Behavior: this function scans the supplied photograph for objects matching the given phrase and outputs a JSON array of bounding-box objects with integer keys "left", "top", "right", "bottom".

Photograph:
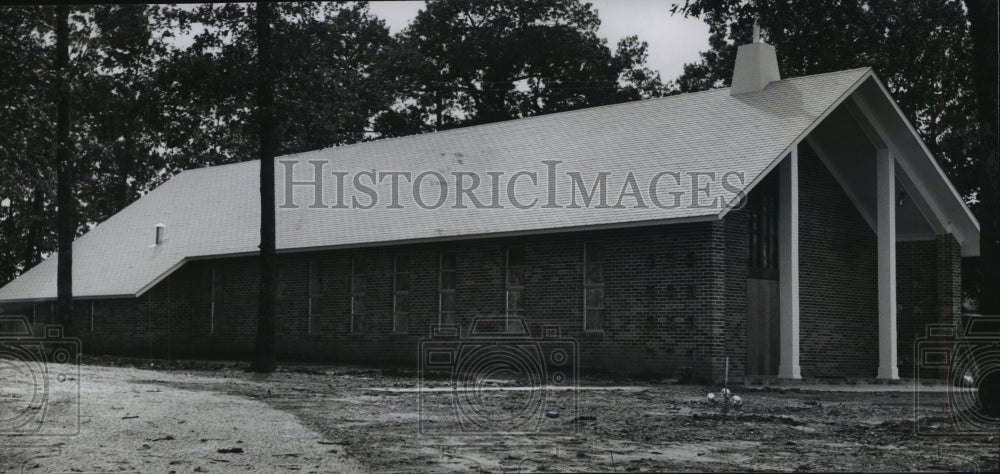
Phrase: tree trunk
[
  {"left": 118, "top": 133, "right": 135, "bottom": 213},
  {"left": 964, "top": 0, "right": 999, "bottom": 313},
  {"left": 252, "top": 1, "right": 278, "bottom": 372},
  {"left": 22, "top": 186, "right": 45, "bottom": 269},
  {"left": 55, "top": 5, "right": 74, "bottom": 333}
]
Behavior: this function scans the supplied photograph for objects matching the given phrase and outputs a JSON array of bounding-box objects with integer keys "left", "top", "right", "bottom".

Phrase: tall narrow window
[
  {"left": 89, "top": 301, "right": 96, "bottom": 332},
  {"left": 747, "top": 172, "right": 779, "bottom": 280},
  {"left": 584, "top": 242, "right": 605, "bottom": 330},
  {"left": 351, "top": 256, "right": 367, "bottom": 333},
  {"left": 210, "top": 267, "right": 222, "bottom": 334},
  {"left": 308, "top": 260, "right": 323, "bottom": 333},
  {"left": 506, "top": 246, "right": 526, "bottom": 317},
  {"left": 439, "top": 251, "right": 457, "bottom": 325},
  {"left": 393, "top": 255, "right": 410, "bottom": 333}
]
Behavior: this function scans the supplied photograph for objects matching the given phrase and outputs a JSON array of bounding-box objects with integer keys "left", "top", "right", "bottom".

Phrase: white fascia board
[
  {"left": 852, "top": 75, "right": 980, "bottom": 255},
  {"left": 843, "top": 99, "right": 943, "bottom": 234},
  {"left": 865, "top": 74, "right": 979, "bottom": 231}
]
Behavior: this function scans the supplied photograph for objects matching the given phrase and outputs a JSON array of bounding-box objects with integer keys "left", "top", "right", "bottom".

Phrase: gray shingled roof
[{"left": 0, "top": 68, "right": 875, "bottom": 302}]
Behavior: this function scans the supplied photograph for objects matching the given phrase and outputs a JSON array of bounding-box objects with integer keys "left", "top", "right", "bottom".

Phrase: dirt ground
[{"left": 2, "top": 357, "right": 998, "bottom": 473}]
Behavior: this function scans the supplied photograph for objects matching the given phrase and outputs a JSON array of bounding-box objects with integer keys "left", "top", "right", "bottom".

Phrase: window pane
[
  {"left": 310, "top": 296, "right": 322, "bottom": 316},
  {"left": 585, "top": 264, "right": 604, "bottom": 285},
  {"left": 508, "top": 267, "right": 525, "bottom": 287},
  {"left": 395, "top": 255, "right": 410, "bottom": 273},
  {"left": 352, "top": 276, "right": 366, "bottom": 293},
  {"left": 352, "top": 295, "right": 365, "bottom": 315},
  {"left": 310, "top": 275, "right": 323, "bottom": 295},
  {"left": 585, "top": 243, "right": 603, "bottom": 262},
  {"left": 508, "top": 247, "right": 525, "bottom": 267},
  {"left": 395, "top": 293, "right": 409, "bottom": 314},
  {"left": 352, "top": 313, "right": 365, "bottom": 333},
  {"left": 352, "top": 257, "right": 366, "bottom": 275},
  {"left": 586, "top": 288, "right": 605, "bottom": 309},
  {"left": 212, "top": 268, "right": 223, "bottom": 297},
  {"left": 440, "top": 292, "right": 455, "bottom": 312},
  {"left": 394, "top": 313, "right": 408, "bottom": 333},
  {"left": 586, "top": 309, "right": 604, "bottom": 330},
  {"left": 441, "top": 271, "right": 456, "bottom": 291},
  {"left": 507, "top": 290, "right": 524, "bottom": 312},
  {"left": 440, "top": 312, "right": 456, "bottom": 325},
  {"left": 395, "top": 272, "right": 410, "bottom": 291},
  {"left": 441, "top": 252, "right": 456, "bottom": 271}
]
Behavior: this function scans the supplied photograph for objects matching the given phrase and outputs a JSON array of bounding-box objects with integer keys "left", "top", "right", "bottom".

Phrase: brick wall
[
  {"left": 896, "top": 239, "right": 937, "bottom": 376},
  {"left": 11, "top": 223, "right": 731, "bottom": 379},
  {"left": 895, "top": 234, "right": 961, "bottom": 378},
  {"left": 797, "top": 145, "right": 879, "bottom": 378},
  {"left": 723, "top": 208, "right": 749, "bottom": 378},
  {"left": 935, "top": 233, "right": 962, "bottom": 326}
]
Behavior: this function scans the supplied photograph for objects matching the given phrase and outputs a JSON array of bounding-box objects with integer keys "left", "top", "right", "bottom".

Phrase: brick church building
[{"left": 0, "top": 35, "right": 979, "bottom": 381}]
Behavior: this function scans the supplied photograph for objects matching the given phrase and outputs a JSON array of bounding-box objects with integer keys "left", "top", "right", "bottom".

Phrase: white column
[
  {"left": 877, "top": 148, "right": 899, "bottom": 380},
  {"left": 778, "top": 145, "right": 802, "bottom": 379}
]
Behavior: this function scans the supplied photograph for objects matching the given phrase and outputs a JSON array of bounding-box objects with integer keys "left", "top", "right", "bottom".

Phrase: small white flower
[
  {"left": 732, "top": 395, "right": 743, "bottom": 406},
  {"left": 707, "top": 392, "right": 716, "bottom": 401},
  {"left": 721, "top": 388, "right": 731, "bottom": 396}
]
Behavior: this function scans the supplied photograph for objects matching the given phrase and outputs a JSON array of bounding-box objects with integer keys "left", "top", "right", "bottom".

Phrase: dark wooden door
[{"left": 747, "top": 278, "right": 780, "bottom": 376}]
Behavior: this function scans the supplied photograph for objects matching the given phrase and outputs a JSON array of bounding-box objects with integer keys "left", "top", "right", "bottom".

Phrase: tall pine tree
[
  {"left": 253, "top": 1, "right": 278, "bottom": 373},
  {"left": 54, "top": 5, "right": 74, "bottom": 333}
]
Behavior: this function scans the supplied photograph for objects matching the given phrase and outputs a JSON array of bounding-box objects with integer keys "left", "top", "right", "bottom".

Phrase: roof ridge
[
  {"left": 283, "top": 67, "right": 873, "bottom": 153},
  {"left": 275, "top": 90, "right": 726, "bottom": 161},
  {"left": 183, "top": 67, "right": 875, "bottom": 172},
  {"left": 179, "top": 158, "right": 259, "bottom": 175}
]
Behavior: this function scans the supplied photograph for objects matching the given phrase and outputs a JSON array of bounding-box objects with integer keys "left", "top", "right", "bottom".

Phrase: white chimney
[
  {"left": 155, "top": 223, "right": 166, "bottom": 245},
  {"left": 730, "top": 20, "right": 781, "bottom": 95}
]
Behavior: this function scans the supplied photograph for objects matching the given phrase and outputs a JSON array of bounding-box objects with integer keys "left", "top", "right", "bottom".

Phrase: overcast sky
[
  {"left": 366, "top": 0, "right": 710, "bottom": 82},
  {"left": 174, "top": 2, "right": 711, "bottom": 83}
]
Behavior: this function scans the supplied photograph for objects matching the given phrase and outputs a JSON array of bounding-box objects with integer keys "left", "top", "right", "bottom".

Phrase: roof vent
[
  {"left": 730, "top": 20, "right": 780, "bottom": 95},
  {"left": 155, "top": 223, "right": 166, "bottom": 246}
]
